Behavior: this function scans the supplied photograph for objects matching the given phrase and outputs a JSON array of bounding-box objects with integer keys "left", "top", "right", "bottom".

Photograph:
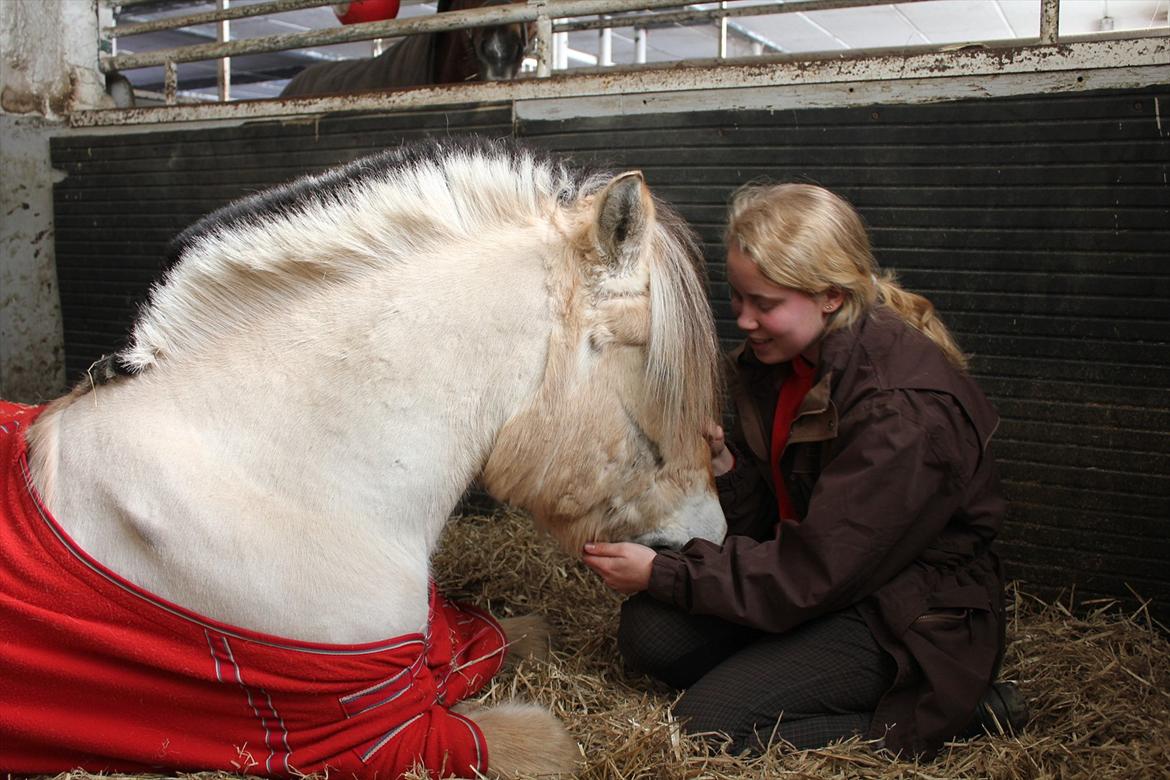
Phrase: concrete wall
[{"left": 1, "top": 0, "right": 109, "bottom": 402}]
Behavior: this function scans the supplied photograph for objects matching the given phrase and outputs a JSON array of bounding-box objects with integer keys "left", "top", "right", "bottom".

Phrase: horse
[
  {"left": 0, "top": 137, "right": 725, "bottom": 779},
  {"left": 279, "top": 0, "right": 532, "bottom": 98}
]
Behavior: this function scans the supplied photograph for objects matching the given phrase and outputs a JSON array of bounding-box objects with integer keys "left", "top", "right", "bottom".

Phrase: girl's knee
[{"left": 616, "top": 594, "right": 680, "bottom": 677}]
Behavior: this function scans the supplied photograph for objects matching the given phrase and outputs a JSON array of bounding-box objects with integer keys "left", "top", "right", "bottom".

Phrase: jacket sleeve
[
  {"left": 714, "top": 441, "right": 779, "bottom": 539},
  {"left": 647, "top": 389, "right": 981, "bottom": 633}
]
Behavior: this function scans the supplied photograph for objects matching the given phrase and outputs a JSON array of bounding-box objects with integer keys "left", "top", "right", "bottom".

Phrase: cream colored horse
[{"left": 19, "top": 139, "right": 724, "bottom": 778}]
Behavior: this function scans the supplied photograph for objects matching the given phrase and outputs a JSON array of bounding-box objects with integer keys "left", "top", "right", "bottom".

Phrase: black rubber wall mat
[{"left": 51, "top": 87, "right": 1170, "bottom": 624}]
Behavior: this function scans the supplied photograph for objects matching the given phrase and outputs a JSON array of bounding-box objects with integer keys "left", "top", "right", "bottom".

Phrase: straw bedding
[{"left": 49, "top": 509, "right": 1170, "bottom": 780}]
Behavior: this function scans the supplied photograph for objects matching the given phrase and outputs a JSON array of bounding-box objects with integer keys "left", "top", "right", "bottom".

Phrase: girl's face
[{"left": 727, "top": 244, "right": 842, "bottom": 365}]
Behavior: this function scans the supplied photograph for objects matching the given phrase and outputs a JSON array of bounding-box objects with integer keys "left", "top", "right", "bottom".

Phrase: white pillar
[
  {"left": 1, "top": 0, "right": 107, "bottom": 400},
  {"left": 1, "top": 0, "right": 108, "bottom": 116},
  {"left": 598, "top": 19, "right": 612, "bottom": 66},
  {"left": 554, "top": 31, "right": 569, "bottom": 70},
  {"left": 635, "top": 27, "right": 647, "bottom": 63}
]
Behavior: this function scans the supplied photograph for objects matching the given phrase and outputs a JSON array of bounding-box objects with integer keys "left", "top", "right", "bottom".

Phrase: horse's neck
[
  {"left": 377, "top": 32, "right": 441, "bottom": 87},
  {"left": 432, "top": 29, "right": 474, "bottom": 83},
  {"left": 34, "top": 239, "right": 553, "bottom": 642}
]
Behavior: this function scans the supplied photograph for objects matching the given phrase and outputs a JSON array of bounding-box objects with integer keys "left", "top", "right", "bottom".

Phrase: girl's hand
[
  {"left": 582, "top": 542, "right": 656, "bottom": 594},
  {"left": 705, "top": 422, "right": 734, "bottom": 477}
]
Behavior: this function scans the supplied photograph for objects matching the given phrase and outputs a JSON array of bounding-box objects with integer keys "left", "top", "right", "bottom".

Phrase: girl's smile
[{"left": 726, "top": 244, "right": 842, "bottom": 365}]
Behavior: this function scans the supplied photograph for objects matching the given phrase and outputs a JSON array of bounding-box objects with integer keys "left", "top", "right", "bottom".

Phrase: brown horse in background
[{"left": 280, "top": 0, "right": 531, "bottom": 97}]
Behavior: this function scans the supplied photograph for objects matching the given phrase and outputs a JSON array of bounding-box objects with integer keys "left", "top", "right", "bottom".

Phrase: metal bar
[
  {"left": 108, "top": 0, "right": 934, "bottom": 39},
  {"left": 217, "top": 0, "right": 230, "bottom": 102},
  {"left": 102, "top": 0, "right": 692, "bottom": 71},
  {"left": 718, "top": 2, "right": 727, "bottom": 59},
  {"left": 1040, "top": 0, "right": 1060, "bottom": 44},
  {"left": 108, "top": 0, "right": 339, "bottom": 38},
  {"left": 552, "top": 0, "right": 937, "bottom": 34},
  {"left": 163, "top": 60, "right": 178, "bottom": 104},
  {"left": 725, "top": 19, "right": 784, "bottom": 54},
  {"left": 1054, "top": 26, "right": 1169, "bottom": 44},
  {"left": 534, "top": 0, "right": 553, "bottom": 77},
  {"left": 105, "top": 0, "right": 182, "bottom": 7},
  {"left": 71, "top": 38, "right": 1170, "bottom": 127},
  {"left": 131, "top": 87, "right": 219, "bottom": 104}
]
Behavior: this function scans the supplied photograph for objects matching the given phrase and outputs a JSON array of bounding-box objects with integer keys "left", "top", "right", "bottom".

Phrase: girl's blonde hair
[{"left": 725, "top": 182, "right": 968, "bottom": 370}]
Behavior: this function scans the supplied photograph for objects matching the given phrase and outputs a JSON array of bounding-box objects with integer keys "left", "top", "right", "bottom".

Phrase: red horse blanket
[{"left": 0, "top": 400, "right": 506, "bottom": 778}]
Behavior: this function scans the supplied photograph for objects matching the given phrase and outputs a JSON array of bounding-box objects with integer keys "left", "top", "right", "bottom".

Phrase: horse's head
[
  {"left": 443, "top": 0, "right": 533, "bottom": 81},
  {"left": 481, "top": 169, "right": 727, "bottom": 553}
]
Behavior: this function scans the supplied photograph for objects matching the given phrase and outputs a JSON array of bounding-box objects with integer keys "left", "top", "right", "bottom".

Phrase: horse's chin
[
  {"left": 631, "top": 494, "right": 727, "bottom": 551},
  {"left": 479, "top": 67, "right": 520, "bottom": 82}
]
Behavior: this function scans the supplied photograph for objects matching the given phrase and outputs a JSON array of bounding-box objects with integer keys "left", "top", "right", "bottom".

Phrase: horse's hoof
[
  {"left": 467, "top": 701, "right": 578, "bottom": 778},
  {"left": 498, "top": 614, "right": 554, "bottom": 666}
]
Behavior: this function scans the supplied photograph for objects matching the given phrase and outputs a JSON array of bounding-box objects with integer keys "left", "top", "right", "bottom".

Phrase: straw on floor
[{"left": 52, "top": 508, "right": 1170, "bottom": 780}]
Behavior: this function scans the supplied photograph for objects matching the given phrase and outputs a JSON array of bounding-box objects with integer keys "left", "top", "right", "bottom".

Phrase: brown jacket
[{"left": 648, "top": 305, "right": 1006, "bottom": 757}]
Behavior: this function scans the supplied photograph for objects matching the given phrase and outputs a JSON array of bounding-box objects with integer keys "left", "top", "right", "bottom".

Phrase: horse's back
[{"left": 280, "top": 34, "right": 437, "bottom": 97}]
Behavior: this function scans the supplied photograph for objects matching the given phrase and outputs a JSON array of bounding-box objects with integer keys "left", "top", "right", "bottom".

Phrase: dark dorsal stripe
[
  {"left": 95, "top": 137, "right": 592, "bottom": 384},
  {"left": 166, "top": 137, "right": 595, "bottom": 263}
]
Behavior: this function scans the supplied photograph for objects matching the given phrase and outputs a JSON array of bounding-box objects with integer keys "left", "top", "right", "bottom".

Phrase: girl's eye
[{"left": 757, "top": 299, "right": 777, "bottom": 312}]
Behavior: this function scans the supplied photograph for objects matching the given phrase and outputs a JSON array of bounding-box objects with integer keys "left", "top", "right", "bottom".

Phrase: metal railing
[{"left": 94, "top": 0, "right": 1169, "bottom": 118}]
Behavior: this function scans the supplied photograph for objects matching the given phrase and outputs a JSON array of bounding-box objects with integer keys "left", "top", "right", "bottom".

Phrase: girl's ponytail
[{"left": 874, "top": 270, "right": 968, "bottom": 370}]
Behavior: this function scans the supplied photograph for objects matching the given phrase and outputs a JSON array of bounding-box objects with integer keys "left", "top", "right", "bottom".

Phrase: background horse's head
[
  {"left": 479, "top": 163, "right": 726, "bottom": 552},
  {"left": 438, "top": 0, "right": 533, "bottom": 82}
]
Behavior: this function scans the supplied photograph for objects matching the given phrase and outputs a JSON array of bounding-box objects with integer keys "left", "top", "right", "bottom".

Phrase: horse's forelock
[{"left": 645, "top": 203, "right": 722, "bottom": 445}]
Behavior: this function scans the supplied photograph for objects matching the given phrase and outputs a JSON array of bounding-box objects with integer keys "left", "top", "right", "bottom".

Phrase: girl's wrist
[{"left": 712, "top": 448, "right": 735, "bottom": 476}]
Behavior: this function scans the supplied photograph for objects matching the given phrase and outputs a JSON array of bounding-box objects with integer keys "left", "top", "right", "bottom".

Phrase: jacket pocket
[
  {"left": 913, "top": 607, "right": 970, "bottom": 626},
  {"left": 926, "top": 584, "right": 992, "bottom": 613},
  {"left": 908, "top": 586, "right": 994, "bottom": 653}
]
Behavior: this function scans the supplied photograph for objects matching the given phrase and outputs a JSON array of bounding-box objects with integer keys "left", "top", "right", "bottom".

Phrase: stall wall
[{"left": 51, "top": 87, "right": 1170, "bottom": 621}]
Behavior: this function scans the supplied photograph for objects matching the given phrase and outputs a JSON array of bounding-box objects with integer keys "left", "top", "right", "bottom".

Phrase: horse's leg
[
  {"left": 498, "top": 614, "right": 554, "bottom": 667},
  {"left": 457, "top": 702, "right": 579, "bottom": 777},
  {"left": 456, "top": 618, "right": 574, "bottom": 776},
  {"left": 445, "top": 615, "right": 575, "bottom": 776}
]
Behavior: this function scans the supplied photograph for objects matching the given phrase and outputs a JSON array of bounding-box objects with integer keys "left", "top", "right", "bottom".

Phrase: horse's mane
[
  {"left": 114, "top": 137, "right": 574, "bottom": 374},
  {"left": 164, "top": 136, "right": 566, "bottom": 268},
  {"left": 104, "top": 136, "right": 720, "bottom": 443}
]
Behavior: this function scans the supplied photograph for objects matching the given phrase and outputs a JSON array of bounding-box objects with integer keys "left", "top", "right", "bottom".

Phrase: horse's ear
[{"left": 593, "top": 171, "right": 655, "bottom": 274}]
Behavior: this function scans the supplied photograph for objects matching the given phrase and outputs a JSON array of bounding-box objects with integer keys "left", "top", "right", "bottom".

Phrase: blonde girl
[{"left": 585, "top": 183, "right": 1025, "bottom": 757}]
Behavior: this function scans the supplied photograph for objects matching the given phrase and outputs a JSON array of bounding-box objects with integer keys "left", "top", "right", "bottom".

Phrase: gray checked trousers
[{"left": 617, "top": 593, "right": 898, "bottom": 754}]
